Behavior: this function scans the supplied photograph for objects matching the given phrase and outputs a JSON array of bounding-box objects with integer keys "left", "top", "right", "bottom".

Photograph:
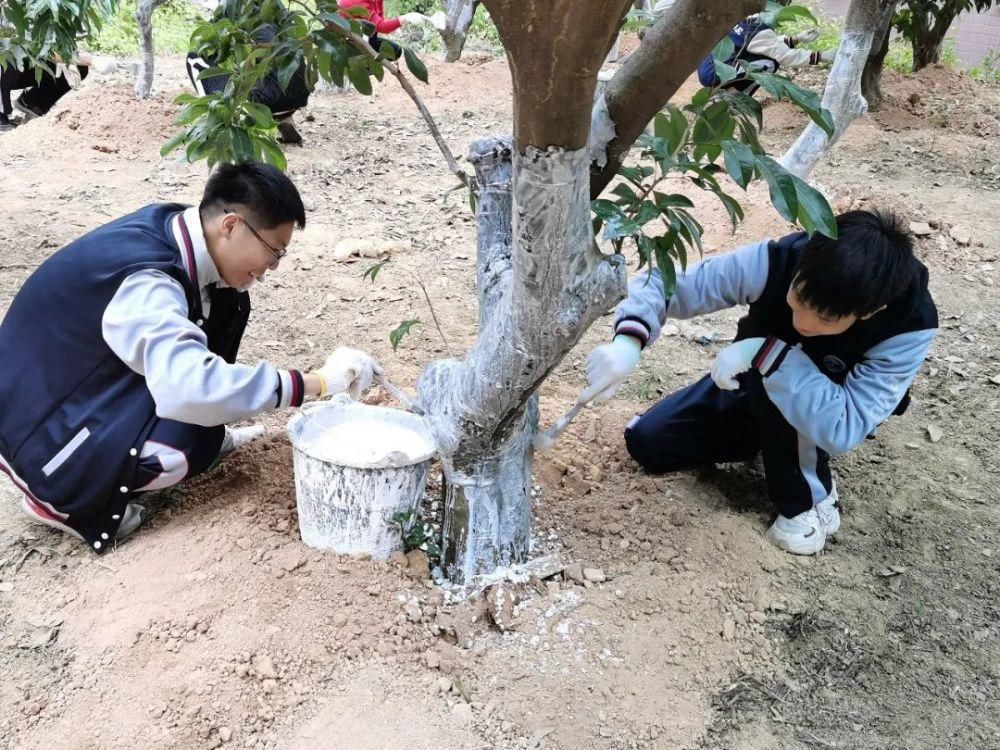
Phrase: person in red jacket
[{"left": 338, "top": 0, "right": 437, "bottom": 58}]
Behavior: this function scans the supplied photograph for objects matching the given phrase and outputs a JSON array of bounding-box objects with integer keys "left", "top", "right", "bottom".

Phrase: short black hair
[
  {"left": 200, "top": 162, "right": 306, "bottom": 230},
  {"left": 793, "top": 209, "right": 918, "bottom": 318}
]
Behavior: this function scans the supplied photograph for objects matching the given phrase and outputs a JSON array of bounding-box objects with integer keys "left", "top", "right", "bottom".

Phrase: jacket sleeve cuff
[
  {"left": 276, "top": 369, "right": 306, "bottom": 409},
  {"left": 752, "top": 336, "right": 793, "bottom": 377},
  {"left": 614, "top": 317, "right": 652, "bottom": 349}
]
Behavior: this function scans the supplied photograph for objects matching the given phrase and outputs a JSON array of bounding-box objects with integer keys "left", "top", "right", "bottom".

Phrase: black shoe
[
  {"left": 0, "top": 114, "right": 15, "bottom": 132},
  {"left": 277, "top": 118, "right": 303, "bottom": 145},
  {"left": 14, "top": 96, "right": 44, "bottom": 120}
]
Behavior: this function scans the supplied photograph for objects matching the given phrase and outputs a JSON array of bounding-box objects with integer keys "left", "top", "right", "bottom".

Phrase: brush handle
[
  {"left": 544, "top": 401, "right": 586, "bottom": 441},
  {"left": 376, "top": 374, "right": 425, "bottom": 416}
]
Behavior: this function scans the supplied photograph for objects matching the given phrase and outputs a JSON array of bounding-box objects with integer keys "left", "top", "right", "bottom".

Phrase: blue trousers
[{"left": 624, "top": 374, "right": 833, "bottom": 518}]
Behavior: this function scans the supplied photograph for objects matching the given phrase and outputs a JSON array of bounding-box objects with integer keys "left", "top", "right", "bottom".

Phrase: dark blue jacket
[{"left": 0, "top": 204, "right": 249, "bottom": 550}]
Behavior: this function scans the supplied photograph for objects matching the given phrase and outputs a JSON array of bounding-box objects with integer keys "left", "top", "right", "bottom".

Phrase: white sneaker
[
  {"left": 816, "top": 485, "right": 841, "bottom": 536},
  {"left": 220, "top": 425, "right": 265, "bottom": 456},
  {"left": 766, "top": 508, "right": 827, "bottom": 555}
]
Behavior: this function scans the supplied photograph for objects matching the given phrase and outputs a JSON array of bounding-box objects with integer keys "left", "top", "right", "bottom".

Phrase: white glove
[
  {"left": 428, "top": 11, "right": 447, "bottom": 31},
  {"left": 400, "top": 12, "right": 431, "bottom": 25},
  {"left": 710, "top": 338, "right": 765, "bottom": 391},
  {"left": 821, "top": 49, "right": 837, "bottom": 63},
  {"left": 795, "top": 28, "right": 820, "bottom": 45},
  {"left": 91, "top": 55, "right": 118, "bottom": 75},
  {"left": 579, "top": 335, "right": 642, "bottom": 403},
  {"left": 319, "top": 347, "right": 383, "bottom": 400}
]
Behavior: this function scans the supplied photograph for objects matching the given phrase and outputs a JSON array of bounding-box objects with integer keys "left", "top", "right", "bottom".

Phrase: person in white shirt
[{"left": 0, "top": 162, "right": 381, "bottom": 553}]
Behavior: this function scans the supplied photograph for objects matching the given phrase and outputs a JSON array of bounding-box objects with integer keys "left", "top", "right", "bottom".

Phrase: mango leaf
[
  {"left": 746, "top": 71, "right": 835, "bottom": 136},
  {"left": 230, "top": 127, "right": 255, "bottom": 163},
  {"left": 760, "top": 3, "right": 818, "bottom": 28},
  {"left": 403, "top": 47, "right": 428, "bottom": 84},
  {"left": 346, "top": 59, "right": 372, "bottom": 95},
  {"left": 390, "top": 319, "right": 422, "bottom": 351},
  {"left": 362, "top": 259, "right": 389, "bottom": 283},
  {"left": 712, "top": 36, "right": 735, "bottom": 63},
  {"left": 160, "top": 130, "right": 188, "bottom": 157},
  {"left": 721, "top": 140, "right": 758, "bottom": 189},
  {"left": 653, "top": 106, "right": 689, "bottom": 156},
  {"left": 654, "top": 231, "right": 679, "bottom": 298},
  {"left": 755, "top": 155, "right": 799, "bottom": 225}
]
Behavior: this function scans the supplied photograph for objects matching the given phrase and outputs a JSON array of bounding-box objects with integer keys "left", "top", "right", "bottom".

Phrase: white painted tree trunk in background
[
  {"left": 779, "top": 0, "right": 890, "bottom": 179},
  {"left": 135, "top": 0, "right": 169, "bottom": 99},
  {"left": 439, "top": 0, "right": 479, "bottom": 62},
  {"left": 417, "top": 140, "right": 625, "bottom": 583}
]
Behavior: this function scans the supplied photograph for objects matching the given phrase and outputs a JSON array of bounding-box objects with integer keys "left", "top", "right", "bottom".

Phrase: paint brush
[
  {"left": 376, "top": 374, "right": 426, "bottom": 416},
  {"left": 533, "top": 400, "right": 588, "bottom": 452}
]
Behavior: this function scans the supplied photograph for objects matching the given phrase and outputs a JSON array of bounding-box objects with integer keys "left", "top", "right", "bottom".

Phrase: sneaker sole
[
  {"left": 766, "top": 525, "right": 826, "bottom": 555},
  {"left": 20, "top": 495, "right": 83, "bottom": 540}
]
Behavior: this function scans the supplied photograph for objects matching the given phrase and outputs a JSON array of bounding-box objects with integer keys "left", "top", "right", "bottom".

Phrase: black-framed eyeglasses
[{"left": 223, "top": 207, "right": 288, "bottom": 269}]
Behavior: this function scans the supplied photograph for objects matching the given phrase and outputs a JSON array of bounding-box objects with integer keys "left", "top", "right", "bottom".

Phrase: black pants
[
  {"left": 624, "top": 374, "right": 833, "bottom": 518},
  {"left": 369, "top": 34, "right": 402, "bottom": 60},
  {"left": 1, "top": 63, "right": 88, "bottom": 116},
  {"left": 131, "top": 419, "right": 226, "bottom": 494}
]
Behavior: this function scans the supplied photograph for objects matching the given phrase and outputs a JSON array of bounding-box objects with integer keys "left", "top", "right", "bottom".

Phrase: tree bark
[
  {"left": 135, "top": 0, "right": 169, "bottom": 99},
  {"left": 780, "top": 0, "right": 892, "bottom": 180},
  {"left": 439, "top": 0, "right": 479, "bottom": 63},
  {"left": 483, "top": 0, "right": 633, "bottom": 150},
  {"left": 912, "top": 9, "right": 956, "bottom": 71},
  {"left": 861, "top": 2, "right": 896, "bottom": 112},
  {"left": 589, "top": 0, "right": 764, "bottom": 198}
]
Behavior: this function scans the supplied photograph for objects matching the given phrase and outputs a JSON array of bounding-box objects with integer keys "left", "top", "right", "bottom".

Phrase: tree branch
[
  {"left": 324, "top": 21, "right": 470, "bottom": 187},
  {"left": 590, "top": 0, "right": 763, "bottom": 198}
]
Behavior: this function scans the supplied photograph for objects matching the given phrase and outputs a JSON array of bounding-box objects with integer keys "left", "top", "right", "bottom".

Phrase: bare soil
[{"left": 1, "top": 49, "right": 999, "bottom": 750}]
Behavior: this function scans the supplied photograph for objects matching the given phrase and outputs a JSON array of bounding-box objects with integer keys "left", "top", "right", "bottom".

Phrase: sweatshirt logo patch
[{"left": 823, "top": 355, "right": 847, "bottom": 374}]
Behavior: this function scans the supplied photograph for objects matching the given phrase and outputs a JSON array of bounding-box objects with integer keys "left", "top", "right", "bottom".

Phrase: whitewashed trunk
[
  {"left": 779, "top": 0, "right": 886, "bottom": 179},
  {"left": 135, "top": 0, "right": 167, "bottom": 99},
  {"left": 440, "top": 0, "right": 479, "bottom": 62},
  {"left": 417, "top": 138, "right": 626, "bottom": 583}
]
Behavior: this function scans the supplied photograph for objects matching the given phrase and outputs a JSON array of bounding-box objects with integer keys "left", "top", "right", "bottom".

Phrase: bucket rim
[{"left": 287, "top": 400, "right": 437, "bottom": 469}]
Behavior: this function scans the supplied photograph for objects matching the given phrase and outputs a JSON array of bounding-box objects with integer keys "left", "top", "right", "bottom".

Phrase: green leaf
[
  {"left": 690, "top": 87, "right": 713, "bottom": 109},
  {"left": 761, "top": 3, "right": 818, "bottom": 28},
  {"left": 389, "top": 319, "right": 422, "bottom": 351},
  {"left": 611, "top": 182, "right": 638, "bottom": 205},
  {"left": 746, "top": 71, "right": 835, "bottom": 136},
  {"left": 653, "top": 106, "right": 689, "bottom": 156},
  {"left": 714, "top": 61, "right": 739, "bottom": 85},
  {"left": 160, "top": 130, "right": 188, "bottom": 157},
  {"left": 231, "top": 127, "right": 255, "bottom": 163},
  {"left": 755, "top": 156, "right": 799, "bottom": 224},
  {"left": 346, "top": 59, "right": 373, "bottom": 95},
  {"left": 618, "top": 165, "right": 654, "bottom": 188},
  {"left": 712, "top": 36, "right": 735, "bottom": 63},
  {"left": 652, "top": 192, "right": 694, "bottom": 210},
  {"left": 654, "top": 231, "right": 678, "bottom": 298},
  {"left": 259, "top": 138, "right": 287, "bottom": 170},
  {"left": 362, "top": 259, "right": 389, "bottom": 283},
  {"left": 721, "top": 140, "right": 757, "bottom": 189},
  {"left": 403, "top": 47, "right": 428, "bottom": 84},
  {"left": 714, "top": 191, "right": 746, "bottom": 231},
  {"left": 244, "top": 102, "right": 276, "bottom": 129}
]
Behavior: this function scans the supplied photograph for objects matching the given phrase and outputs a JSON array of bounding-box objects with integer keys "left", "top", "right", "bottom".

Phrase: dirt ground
[{"left": 1, "top": 46, "right": 1000, "bottom": 750}]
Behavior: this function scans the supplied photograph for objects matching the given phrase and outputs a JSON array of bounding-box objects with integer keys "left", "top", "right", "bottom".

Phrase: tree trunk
[
  {"left": 589, "top": 0, "right": 764, "bottom": 197},
  {"left": 779, "top": 0, "right": 892, "bottom": 180},
  {"left": 417, "top": 1, "right": 632, "bottom": 583},
  {"left": 861, "top": 2, "right": 896, "bottom": 112},
  {"left": 135, "top": 0, "right": 169, "bottom": 99},
  {"left": 439, "top": 0, "right": 480, "bottom": 63},
  {"left": 912, "top": 10, "right": 956, "bottom": 71}
]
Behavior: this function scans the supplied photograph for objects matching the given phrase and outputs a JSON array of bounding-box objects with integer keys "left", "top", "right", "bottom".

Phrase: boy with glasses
[{"left": 0, "top": 162, "right": 380, "bottom": 552}]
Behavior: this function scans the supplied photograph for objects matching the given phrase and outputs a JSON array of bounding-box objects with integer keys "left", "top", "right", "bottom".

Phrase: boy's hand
[
  {"left": 319, "top": 347, "right": 383, "bottom": 400},
  {"left": 580, "top": 335, "right": 642, "bottom": 403},
  {"left": 710, "top": 338, "right": 766, "bottom": 391}
]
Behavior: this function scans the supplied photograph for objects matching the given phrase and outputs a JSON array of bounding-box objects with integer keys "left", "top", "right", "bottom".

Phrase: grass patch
[{"left": 87, "top": 0, "right": 204, "bottom": 57}]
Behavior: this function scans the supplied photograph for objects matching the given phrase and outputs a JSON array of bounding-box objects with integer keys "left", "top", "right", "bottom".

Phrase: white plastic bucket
[{"left": 287, "top": 399, "right": 436, "bottom": 558}]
